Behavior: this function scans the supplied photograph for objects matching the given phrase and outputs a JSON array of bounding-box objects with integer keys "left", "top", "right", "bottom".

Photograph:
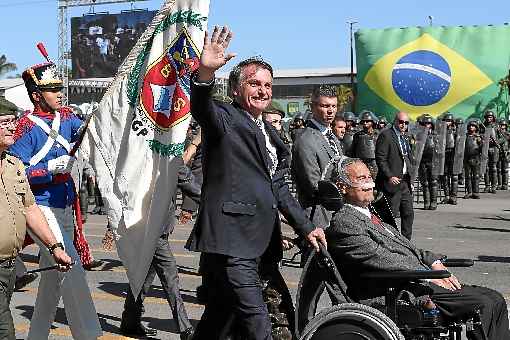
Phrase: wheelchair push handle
[
  {"left": 360, "top": 269, "right": 451, "bottom": 281},
  {"left": 442, "top": 258, "right": 474, "bottom": 267}
]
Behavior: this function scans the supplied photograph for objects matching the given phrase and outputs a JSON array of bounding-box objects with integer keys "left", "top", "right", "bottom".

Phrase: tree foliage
[{"left": 0, "top": 55, "right": 17, "bottom": 78}]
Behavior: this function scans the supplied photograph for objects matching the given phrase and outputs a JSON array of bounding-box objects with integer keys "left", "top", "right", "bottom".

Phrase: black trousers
[
  {"left": 193, "top": 253, "right": 272, "bottom": 340},
  {"left": 385, "top": 179, "right": 414, "bottom": 240},
  {"left": 122, "top": 234, "right": 191, "bottom": 332},
  {"left": 431, "top": 284, "right": 510, "bottom": 340},
  {"left": 0, "top": 266, "right": 15, "bottom": 340}
]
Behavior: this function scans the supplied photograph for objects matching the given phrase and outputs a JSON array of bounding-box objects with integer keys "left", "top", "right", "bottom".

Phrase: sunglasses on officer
[{"left": 398, "top": 120, "right": 409, "bottom": 125}]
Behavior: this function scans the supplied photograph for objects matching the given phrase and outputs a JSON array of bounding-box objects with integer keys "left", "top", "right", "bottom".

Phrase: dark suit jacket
[
  {"left": 375, "top": 126, "right": 413, "bottom": 193},
  {"left": 291, "top": 120, "right": 342, "bottom": 228},
  {"left": 326, "top": 204, "right": 442, "bottom": 299},
  {"left": 185, "top": 81, "right": 314, "bottom": 259}
]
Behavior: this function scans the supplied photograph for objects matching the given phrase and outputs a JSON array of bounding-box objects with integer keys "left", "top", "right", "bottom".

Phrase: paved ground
[{"left": 10, "top": 189, "right": 510, "bottom": 339}]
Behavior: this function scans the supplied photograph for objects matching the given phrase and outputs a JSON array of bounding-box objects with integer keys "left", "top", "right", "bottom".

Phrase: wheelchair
[{"left": 294, "top": 242, "right": 484, "bottom": 340}]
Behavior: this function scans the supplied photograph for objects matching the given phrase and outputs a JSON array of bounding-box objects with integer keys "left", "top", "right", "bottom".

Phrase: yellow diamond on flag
[{"left": 364, "top": 33, "right": 493, "bottom": 119}]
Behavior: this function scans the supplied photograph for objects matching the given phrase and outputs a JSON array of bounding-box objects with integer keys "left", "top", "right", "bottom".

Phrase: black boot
[
  {"left": 430, "top": 182, "right": 438, "bottom": 210},
  {"left": 450, "top": 176, "right": 458, "bottom": 205}
]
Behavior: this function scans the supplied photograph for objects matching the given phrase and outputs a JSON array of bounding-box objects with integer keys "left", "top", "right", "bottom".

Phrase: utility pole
[
  {"left": 57, "top": 0, "right": 149, "bottom": 104},
  {"left": 347, "top": 20, "right": 358, "bottom": 112},
  {"left": 428, "top": 15, "right": 434, "bottom": 26}
]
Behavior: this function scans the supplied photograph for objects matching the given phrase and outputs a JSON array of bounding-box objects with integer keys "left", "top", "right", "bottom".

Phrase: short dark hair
[
  {"left": 311, "top": 85, "right": 337, "bottom": 103},
  {"left": 228, "top": 57, "right": 273, "bottom": 96}
]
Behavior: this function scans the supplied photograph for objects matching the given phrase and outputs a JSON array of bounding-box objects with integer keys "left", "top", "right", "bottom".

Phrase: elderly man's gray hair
[{"left": 330, "top": 156, "right": 363, "bottom": 186}]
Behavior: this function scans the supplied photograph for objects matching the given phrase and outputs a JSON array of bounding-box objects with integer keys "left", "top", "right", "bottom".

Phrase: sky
[{"left": 1, "top": 0, "right": 509, "bottom": 78}]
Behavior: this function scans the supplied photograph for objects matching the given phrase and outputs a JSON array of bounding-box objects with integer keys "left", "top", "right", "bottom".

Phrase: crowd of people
[{"left": 0, "top": 24, "right": 509, "bottom": 340}]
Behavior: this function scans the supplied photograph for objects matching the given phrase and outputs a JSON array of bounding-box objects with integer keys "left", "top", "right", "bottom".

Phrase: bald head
[{"left": 394, "top": 112, "right": 410, "bottom": 133}]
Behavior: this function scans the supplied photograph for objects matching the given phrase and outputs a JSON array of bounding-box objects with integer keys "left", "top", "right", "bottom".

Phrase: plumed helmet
[{"left": 22, "top": 62, "right": 63, "bottom": 95}]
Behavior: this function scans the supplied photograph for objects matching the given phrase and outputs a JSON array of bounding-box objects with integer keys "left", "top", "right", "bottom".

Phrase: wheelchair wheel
[{"left": 300, "top": 303, "right": 404, "bottom": 340}]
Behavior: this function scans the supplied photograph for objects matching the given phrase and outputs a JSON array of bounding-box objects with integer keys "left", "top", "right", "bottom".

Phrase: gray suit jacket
[
  {"left": 291, "top": 120, "right": 343, "bottom": 229},
  {"left": 326, "top": 204, "right": 442, "bottom": 299}
]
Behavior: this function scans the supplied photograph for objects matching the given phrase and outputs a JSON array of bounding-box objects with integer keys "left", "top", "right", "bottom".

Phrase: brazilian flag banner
[{"left": 355, "top": 25, "right": 510, "bottom": 120}]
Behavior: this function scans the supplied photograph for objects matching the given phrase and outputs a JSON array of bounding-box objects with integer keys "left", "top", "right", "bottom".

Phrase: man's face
[
  {"left": 32, "top": 88, "right": 63, "bottom": 111},
  {"left": 233, "top": 64, "right": 272, "bottom": 117},
  {"left": 468, "top": 125, "right": 477, "bottom": 134},
  {"left": 341, "top": 161, "right": 374, "bottom": 208},
  {"left": 311, "top": 96, "right": 337, "bottom": 126},
  {"left": 264, "top": 112, "right": 282, "bottom": 131},
  {"left": 332, "top": 119, "right": 346, "bottom": 139},
  {"left": 486, "top": 115, "right": 495, "bottom": 123},
  {"left": 394, "top": 112, "right": 409, "bottom": 133},
  {"left": 0, "top": 114, "right": 17, "bottom": 150},
  {"left": 362, "top": 120, "right": 373, "bottom": 131}
]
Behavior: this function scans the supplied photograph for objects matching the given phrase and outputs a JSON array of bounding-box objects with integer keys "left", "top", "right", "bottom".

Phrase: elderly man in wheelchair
[{"left": 295, "top": 157, "right": 509, "bottom": 340}]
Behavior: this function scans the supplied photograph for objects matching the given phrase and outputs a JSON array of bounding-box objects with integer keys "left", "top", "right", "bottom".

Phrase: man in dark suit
[
  {"left": 375, "top": 111, "right": 414, "bottom": 239},
  {"left": 185, "top": 26, "right": 326, "bottom": 340},
  {"left": 291, "top": 85, "right": 343, "bottom": 230},
  {"left": 326, "top": 158, "right": 509, "bottom": 340}
]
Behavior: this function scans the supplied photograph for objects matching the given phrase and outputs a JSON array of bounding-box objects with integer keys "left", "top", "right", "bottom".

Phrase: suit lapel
[
  {"left": 390, "top": 127, "right": 404, "bottom": 158},
  {"left": 235, "top": 105, "right": 271, "bottom": 177},
  {"left": 346, "top": 205, "right": 415, "bottom": 250},
  {"left": 308, "top": 121, "right": 336, "bottom": 159}
]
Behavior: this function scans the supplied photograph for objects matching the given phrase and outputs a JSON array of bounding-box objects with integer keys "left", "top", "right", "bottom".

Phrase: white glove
[{"left": 48, "top": 155, "right": 75, "bottom": 174}]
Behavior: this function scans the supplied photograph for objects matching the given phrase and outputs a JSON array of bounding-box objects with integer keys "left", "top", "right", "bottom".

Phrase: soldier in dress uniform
[
  {"left": 351, "top": 110, "right": 378, "bottom": 179},
  {"left": 464, "top": 119, "right": 483, "bottom": 199},
  {"left": 342, "top": 111, "right": 356, "bottom": 156},
  {"left": 481, "top": 110, "right": 500, "bottom": 194},
  {"left": 441, "top": 113, "right": 459, "bottom": 204},
  {"left": 417, "top": 114, "right": 440, "bottom": 210},
  {"left": 10, "top": 61, "right": 102, "bottom": 340},
  {"left": 496, "top": 118, "right": 509, "bottom": 190}
]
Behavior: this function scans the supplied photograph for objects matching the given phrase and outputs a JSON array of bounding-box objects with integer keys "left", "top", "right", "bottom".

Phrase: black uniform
[
  {"left": 496, "top": 126, "right": 509, "bottom": 190},
  {"left": 464, "top": 132, "right": 483, "bottom": 198},
  {"left": 419, "top": 129, "right": 440, "bottom": 209},
  {"left": 481, "top": 120, "right": 500, "bottom": 193},
  {"left": 351, "top": 129, "right": 378, "bottom": 179},
  {"left": 442, "top": 125, "right": 459, "bottom": 204}
]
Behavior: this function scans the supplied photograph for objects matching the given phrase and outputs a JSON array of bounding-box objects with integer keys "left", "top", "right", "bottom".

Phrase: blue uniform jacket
[{"left": 10, "top": 109, "right": 82, "bottom": 208}]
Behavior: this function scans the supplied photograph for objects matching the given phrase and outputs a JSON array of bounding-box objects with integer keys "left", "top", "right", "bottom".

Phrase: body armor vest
[
  {"left": 465, "top": 134, "right": 481, "bottom": 157},
  {"left": 354, "top": 131, "right": 376, "bottom": 159}
]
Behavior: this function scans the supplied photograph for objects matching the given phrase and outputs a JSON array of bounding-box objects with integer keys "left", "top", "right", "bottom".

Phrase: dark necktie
[
  {"left": 399, "top": 134, "right": 408, "bottom": 155},
  {"left": 326, "top": 129, "right": 340, "bottom": 155},
  {"left": 254, "top": 119, "right": 278, "bottom": 176}
]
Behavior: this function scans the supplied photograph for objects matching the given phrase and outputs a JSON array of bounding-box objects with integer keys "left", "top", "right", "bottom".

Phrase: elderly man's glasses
[{"left": 398, "top": 120, "right": 409, "bottom": 125}]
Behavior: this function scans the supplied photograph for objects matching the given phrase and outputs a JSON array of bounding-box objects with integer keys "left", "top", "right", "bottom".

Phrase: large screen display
[{"left": 71, "top": 10, "right": 156, "bottom": 78}]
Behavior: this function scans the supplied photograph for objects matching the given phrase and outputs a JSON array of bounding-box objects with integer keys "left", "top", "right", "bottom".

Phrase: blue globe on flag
[{"left": 391, "top": 50, "right": 451, "bottom": 106}]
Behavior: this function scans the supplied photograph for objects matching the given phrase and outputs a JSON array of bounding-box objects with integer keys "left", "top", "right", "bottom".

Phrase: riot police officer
[
  {"left": 418, "top": 114, "right": 440, "bottom": 210},
  {"left": 351, "top": 111, "right": 378, "bottom": 179},
  {"left": 496, "top": 118, "right": 509, "bottom": 190},
  {"left": 464, "top": 119, "right": 483, "bottom": 199},
  {"left": 441, "top": 113, "right": 459, "bottom": 204},
  {"left": 455, "top": 118, "right": 465, "bottom": 186},
  {"left": 290, "top": 113, "right": 306, "bottom": 142},
  {"left": 482, "top": 110, "right": 499, "bottom": 193},
  {"left": 377, "top": 116, "right": 388, "bottom": 130},
  {"left": 342, "top": 111, "right": 356, "bottom": 156}
]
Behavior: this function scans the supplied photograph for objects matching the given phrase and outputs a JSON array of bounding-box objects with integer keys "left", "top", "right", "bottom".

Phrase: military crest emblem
[{"left": 140, "top": 28, "right": 200, "bottom": 130}]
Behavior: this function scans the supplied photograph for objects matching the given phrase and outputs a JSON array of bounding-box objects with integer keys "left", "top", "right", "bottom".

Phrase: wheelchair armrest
[
  {"left": 360, "top": 269, "right": 450, "bottom": 281},
  {"left": 442, "top": 258, "right": 474, "bottom": 267}
]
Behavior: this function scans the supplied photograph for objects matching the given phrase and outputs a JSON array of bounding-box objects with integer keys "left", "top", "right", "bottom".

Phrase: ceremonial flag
[
  {"left": 86, "top": 0, "right": 209, "bottom": 296},
  {"left": 355, "top": 25, "right": 510, "bottom": 120}
]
